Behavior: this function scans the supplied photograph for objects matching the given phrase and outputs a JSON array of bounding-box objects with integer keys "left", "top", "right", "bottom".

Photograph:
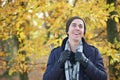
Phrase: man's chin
[{"left": 73, "top": 38, "right": 81, "bottom": 42}]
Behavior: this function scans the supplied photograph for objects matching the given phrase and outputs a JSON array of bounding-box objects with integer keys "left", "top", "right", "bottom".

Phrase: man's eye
[
  {"left": 72, "top": 23, "right": 76, "bottom": 27},
  {"left": 78, "top": 24, "right": 83, "bottom": 28}
]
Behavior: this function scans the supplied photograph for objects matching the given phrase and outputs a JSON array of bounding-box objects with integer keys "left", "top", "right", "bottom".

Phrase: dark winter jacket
[{"left": 43, "top": 37, "right": 107, "bottom": 80}]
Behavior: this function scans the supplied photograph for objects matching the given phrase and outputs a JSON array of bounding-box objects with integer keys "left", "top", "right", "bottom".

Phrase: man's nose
[{"left": 75, "top": 25, "right": 80, "bottom": 29}]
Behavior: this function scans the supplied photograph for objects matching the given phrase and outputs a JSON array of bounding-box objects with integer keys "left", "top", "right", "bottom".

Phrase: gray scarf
[{"left": 64, "top": 40, "right": 83, "bottom": 80}]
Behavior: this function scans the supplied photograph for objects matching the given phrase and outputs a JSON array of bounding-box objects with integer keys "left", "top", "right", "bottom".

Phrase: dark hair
[{"left": 66, "top": 16, "right": 86, "bottom": 35}]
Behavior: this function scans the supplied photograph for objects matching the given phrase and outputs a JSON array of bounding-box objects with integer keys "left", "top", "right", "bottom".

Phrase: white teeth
[
  {"left": 74, "top": 33, "right": 80, "bottom": 35},
  {"left": 73, "top": 31, "right": 80, "bottom": 35},
  {"left": 74, "top": 32, "right": 80, "bottom": 35}
]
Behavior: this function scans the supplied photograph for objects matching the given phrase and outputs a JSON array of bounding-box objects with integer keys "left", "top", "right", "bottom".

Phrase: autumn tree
[
  {"left": 0, "top": 0, "right": 120, "bottom": 80},
  {"left": 107, "top": 0, "right": 120, "bottom": 79}
]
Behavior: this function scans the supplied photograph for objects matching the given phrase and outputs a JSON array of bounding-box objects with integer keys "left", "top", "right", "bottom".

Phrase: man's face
[{"left": 67, "top": 19, "right": 84, "bottom": 42}]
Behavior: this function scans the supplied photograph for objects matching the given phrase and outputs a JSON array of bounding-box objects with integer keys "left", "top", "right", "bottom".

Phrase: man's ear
[
  {"left": 67, "top": 32, "right": 69, "bottom": 35},
  {"left": 66, "top": 32, "right": 69, "bottom": 36}
]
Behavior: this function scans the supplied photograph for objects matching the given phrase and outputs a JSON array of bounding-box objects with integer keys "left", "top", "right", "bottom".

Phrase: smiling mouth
[
  {"left": 74, "top": 32, "right": 80, "bottom": 35},
  {"left": 73, "top": 34, "right": 80, "bottom": 36}
]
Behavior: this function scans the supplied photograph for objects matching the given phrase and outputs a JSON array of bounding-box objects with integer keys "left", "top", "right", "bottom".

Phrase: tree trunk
[
  {"left": 107, "top": 0, "right": 119, "bottom": 80},
  {"left": 107, "top": 0, "right": 119, "bottom": 43},
  {"left": 19, "top": 72, "right": 28, "bottom": 80}
]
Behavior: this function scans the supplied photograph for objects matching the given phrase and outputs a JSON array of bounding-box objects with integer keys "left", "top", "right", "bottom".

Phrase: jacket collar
[{"left": 61, "top": 37, "right": 92, "bottom": 57}]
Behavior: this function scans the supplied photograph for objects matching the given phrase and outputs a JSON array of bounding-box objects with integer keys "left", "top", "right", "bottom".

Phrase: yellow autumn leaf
[{"left": 114, "top": 16, "right": 119, "bottom": 23}]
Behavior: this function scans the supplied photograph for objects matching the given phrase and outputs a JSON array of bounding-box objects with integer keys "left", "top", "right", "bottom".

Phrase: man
[{"left": 43, "top": 16, "right": 107, "bottom": 80}]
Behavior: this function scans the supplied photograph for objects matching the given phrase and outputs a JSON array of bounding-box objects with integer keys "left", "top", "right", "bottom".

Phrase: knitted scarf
[{"left": 64, "top": 40, "right": 83, "bottom": 80}]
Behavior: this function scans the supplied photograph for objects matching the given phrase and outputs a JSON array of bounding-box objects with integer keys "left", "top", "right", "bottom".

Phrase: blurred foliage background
[{"left": 0, "top": 0, "right": 120, "bottom": 80}]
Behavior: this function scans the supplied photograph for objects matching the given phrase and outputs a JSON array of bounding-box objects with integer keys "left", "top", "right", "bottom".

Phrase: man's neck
[{"left": 68, "top": 39, "right": 81, "bottom": 53}]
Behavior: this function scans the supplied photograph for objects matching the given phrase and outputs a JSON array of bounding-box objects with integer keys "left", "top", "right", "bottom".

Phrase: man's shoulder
[
  {"left": 86, "top": 43, "right": 97, "bottom": 50},
  {"left": 85, "top": 43, "right": 100, "bottom": 55},
  {"left": 51, "top": 46, "right": 62, "bottom": 53},
  {"left": 89, "top": 44, "right": 97, "bottom": 49}
]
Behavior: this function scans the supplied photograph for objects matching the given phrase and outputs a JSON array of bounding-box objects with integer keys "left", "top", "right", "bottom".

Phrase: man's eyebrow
[
  {"left": 72, "top": 23, "right": 76, "bottom": 24},
  {"left": 72, "top": 23, "right": 82, "bottom": 25},
  {"left": 71, "top": 23, "right": 76, "bottom": 25}
]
